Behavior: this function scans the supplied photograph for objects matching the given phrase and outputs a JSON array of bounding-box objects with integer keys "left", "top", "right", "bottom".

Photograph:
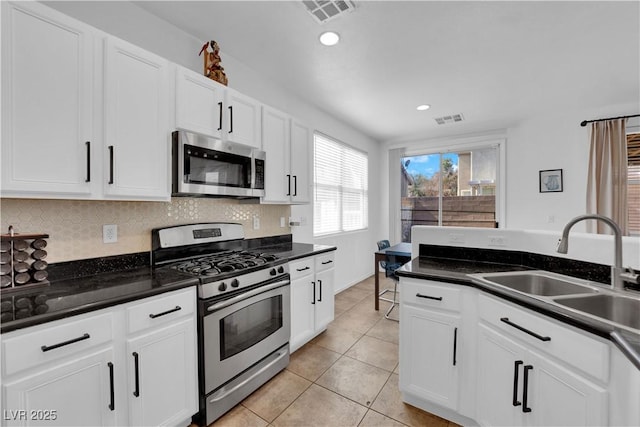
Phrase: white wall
[{"left": 43, "top": 1, "right": 382, "bottom": 291}]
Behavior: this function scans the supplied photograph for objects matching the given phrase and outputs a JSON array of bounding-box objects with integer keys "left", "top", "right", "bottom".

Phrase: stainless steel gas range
[{"left": 151, "top": 223, "right": 290, "bottom": 426}]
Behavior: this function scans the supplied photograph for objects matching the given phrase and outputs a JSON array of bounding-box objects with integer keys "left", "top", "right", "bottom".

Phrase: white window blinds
[{"left": 314, "top": 133, "right": 368, "bottom": 236}]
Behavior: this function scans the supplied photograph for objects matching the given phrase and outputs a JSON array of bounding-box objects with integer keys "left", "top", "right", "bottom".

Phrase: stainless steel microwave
[{"left": 172, "top": 131, "right": 265, "bottom": 198}]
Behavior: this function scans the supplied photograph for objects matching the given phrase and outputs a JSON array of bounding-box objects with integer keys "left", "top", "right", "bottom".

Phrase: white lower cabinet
[
  {"left": 398, "top": 278, "right": 624, "bottom": 427},
  {"left": 1, "top": 287, "right": 198, "bottom": 427},
  {"left": 289, "top": 251, "right": 335, "bottom": 352}
]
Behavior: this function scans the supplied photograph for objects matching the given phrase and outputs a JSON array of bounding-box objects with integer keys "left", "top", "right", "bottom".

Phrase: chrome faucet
[{"left": 556, "top": 214, "right": 638, "bottom": 291}]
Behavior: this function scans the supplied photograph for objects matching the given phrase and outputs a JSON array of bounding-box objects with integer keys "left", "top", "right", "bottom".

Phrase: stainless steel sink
[
  {"left": 472, "top": 271, "right": 599, "bottom": 297},
  {"left": 555, "top": 294, "right": 640, "bottom": 330}
]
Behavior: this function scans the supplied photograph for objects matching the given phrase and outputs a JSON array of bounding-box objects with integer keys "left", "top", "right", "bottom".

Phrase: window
[
  {"left": 628, "top": 133, "right": 640, "bottom": 236},
  {"left": 314, "top": 133, "right": 368, "bottom": 236},
  {"left": 401, "top": 146, "right": 499, "bottom": 242}
]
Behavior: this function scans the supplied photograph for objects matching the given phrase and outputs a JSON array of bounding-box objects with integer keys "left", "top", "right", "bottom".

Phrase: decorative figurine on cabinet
[{"left": 199, "top": 40, "right": 228, "bottom": 86}]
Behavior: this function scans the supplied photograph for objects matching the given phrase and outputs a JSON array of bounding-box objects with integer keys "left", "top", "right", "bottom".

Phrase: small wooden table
[{"left": 374, "top": 242, "right": 412, "bottom": 310}]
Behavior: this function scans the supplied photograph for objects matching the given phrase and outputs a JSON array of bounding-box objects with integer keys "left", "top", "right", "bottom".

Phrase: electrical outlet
[
  {"left": 280, "top": 217, "right": 286, "bottom": 228},
  {"left": 103, "top": 224, "right": 118, "bottom": 244},
  {"left": 253, "top": 215, "right": 260, "bottom": 230},
  {"left": 488, "top": 235, "right": 507, "bottom": 247}
]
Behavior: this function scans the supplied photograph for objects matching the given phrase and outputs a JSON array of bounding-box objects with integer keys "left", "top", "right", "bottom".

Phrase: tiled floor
[{"left": 209, "top": 275, "right": 460, "bottom": 427}]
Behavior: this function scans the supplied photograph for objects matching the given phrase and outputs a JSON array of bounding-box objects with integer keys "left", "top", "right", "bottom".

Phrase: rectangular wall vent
[
  {"left": 302, "top": 0, "right": 356, "bottom": 23},
  {"left": 435, "top": 114, "right": 465, "bottom": 125}
]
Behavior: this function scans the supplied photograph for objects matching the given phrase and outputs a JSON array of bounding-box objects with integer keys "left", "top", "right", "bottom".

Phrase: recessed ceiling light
[
  {"left": 319, "top": 31, "right": 340, "bottom": 46},
  {"left": 416, "top": 104, "right": 431, "bottom": 111}
]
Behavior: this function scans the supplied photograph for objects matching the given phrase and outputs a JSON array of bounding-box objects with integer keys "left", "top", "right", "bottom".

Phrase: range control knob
[
  {"left": 277, "top": 266, "right": 285, "bottom": 274},
  {"left": 269, "top": 268, "right": 277, "bottom": 276},
  {"left": 218, "top": 282, "right": 227, "bottom": 292},
  {"left": 231, "top": 279, "right": 239, "bottom": 288}
]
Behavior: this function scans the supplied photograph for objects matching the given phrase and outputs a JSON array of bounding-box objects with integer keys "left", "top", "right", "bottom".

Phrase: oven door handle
[{"left": 206, "top": 279, "right": 290, "bottom": 312}]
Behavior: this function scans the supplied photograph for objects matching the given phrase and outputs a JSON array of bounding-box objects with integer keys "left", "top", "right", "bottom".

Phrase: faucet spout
[{"left": 556, "top": 214, "right": 624, "bottom": 290}]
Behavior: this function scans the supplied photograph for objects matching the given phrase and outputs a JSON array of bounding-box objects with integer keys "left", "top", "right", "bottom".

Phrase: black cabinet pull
[
  {"left": 108, "top": 145, "right": 114, "bottom": 184},
  {"left": 512, "top": 360, "right": 523, "bottom": 407},
  {"left": 41, "top": 333, "right": 90, "bottom": 352},
  {"left": 318, "top": 279, "right": 323, "bottom": 302},
  {"left": 500, "top": 318, "right": 551, "bottom": 342},
  {"left": 217, "top": 101, "right": 223, "bottom": 131},
  {"left": 228, "top": 105, "right": 233, "bottom": 133},
  {"left": 286, "top": 174, "right": 291, "bottom": 196},
  {"left": 132, "top": 352, "right": 140, "bottom": 397},
  {"left": 296, "top": 266, "right": 310, "bottom": 272},
  {"left": 416, "top": 293, "right": 443, "bottom": 301},
  {"left": 85, "top": 141, "right": 91, "bottom": 182},
  {"left": 452, "top": 327, "right": 458, "bottom": 366},
  {"left": 108, "top": 362, "right": 115, "bottom": 411},
  {"left": 321, "top": 260, "right": 333, "bottom": 265},
  {"left": 149, "top": 305, "right": 182, "bottom": 319},
  {"left": 293, "top": 175, "right": 297, "bottom": 196},
  {"left": 523, "top": 365, "right": 533, "bottom": 413},
  {"left": 311, "top": 281, "right": 316, "bottom": 305}
]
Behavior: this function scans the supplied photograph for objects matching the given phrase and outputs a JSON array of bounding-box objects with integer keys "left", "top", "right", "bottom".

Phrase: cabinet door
[
  {"left": 476, "top": 323, "right": 527, "bottom": 427},
  {"left": 2, "top": 348, "right": 117, "bottom": 427},
  {"left": 526, "top": 350, "right": 607, "bottom": 427},
  {"left": 314, "top": 268, "right": 335, "bottom": 332},
  {"left": 290, "top": 276, "right": 315, "bottom": 353},
  {"left": 103, "top": 37, "right": 170, "bottom": 200},
  {"left": 1, "top": 2, "right": 95, "bottom": 197},
  {"left": 261, "top": 106, "right": 290, "bottom": 203},
  {"left": 175, "top": 66, "right": 224, "bottom": 138},
  {"left": 400, "top": 305, "right": 460, "bottom": 411},
  {"left": 225, "top": 88, "right": 261, "bottom": 149},
  {"left": 126, "top": 318, "right": 198, "bottom": 427},
  {"left": 289, "top": 120, "right": 311, "bottom": 204}
]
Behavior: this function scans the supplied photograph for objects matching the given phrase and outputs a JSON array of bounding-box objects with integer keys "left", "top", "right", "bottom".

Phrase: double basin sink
[{"left": 470, "top": 271, "right": 640, "bottom": 332}]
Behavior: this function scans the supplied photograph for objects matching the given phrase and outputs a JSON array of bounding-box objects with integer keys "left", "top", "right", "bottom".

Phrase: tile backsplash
[{"left": 0, "top": 198, "right": 290, "bottom": 263}]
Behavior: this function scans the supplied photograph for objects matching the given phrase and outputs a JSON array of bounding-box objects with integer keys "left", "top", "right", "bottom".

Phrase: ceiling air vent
[
  {"left": 435, "top": 114, "right": 465, "bottom": 125},
  {"left": 302, "top": 0, "right": 356, "bottom": 24}
]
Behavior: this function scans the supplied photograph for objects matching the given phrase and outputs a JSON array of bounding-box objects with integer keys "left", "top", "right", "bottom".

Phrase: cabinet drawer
[
  {"left": 479, "top": 294, "right": 609, "bottom": 382},
  {"left": 315, "top": 251, "right": 335, "bottom": 273},
  {"left": 126, "top": 288, "right": 195, "bottom": 334},
  {"left": 400, "top": 278, "right": 461, "bottom": 312},
  {"left": 2, "top": 311, "right": 114, "bottom": 376},
  {"left": 289, "top": 257, "right": 314, "bottom": 281}
]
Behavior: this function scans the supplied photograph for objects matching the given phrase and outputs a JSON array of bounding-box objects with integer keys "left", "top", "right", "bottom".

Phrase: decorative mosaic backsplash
[{"left": 0, "top": 198, "right": 290, "bottom": 263}]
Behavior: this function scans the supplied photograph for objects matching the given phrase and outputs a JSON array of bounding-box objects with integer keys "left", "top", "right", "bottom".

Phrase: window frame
[{"left": 313, "top": 132, "right": 369, "bottom": 237}]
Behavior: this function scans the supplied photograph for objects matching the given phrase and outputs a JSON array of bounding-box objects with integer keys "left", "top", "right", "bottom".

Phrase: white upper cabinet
[
  {"left": 1, "top": 1, "right": 96, "bottom": 197},
  {"left": 175, "top": 67, "right": 261, "bottom": 149},
  {"left": 225, "top": 88, "right": 262, "bottom": 149},
  {"left": 103, "top": 37, "right": 171, "bottom": 200},
  {"left": 175, "top": 67, "right": 224, "bottom": 139},
  {"left": 261, "top": 106, "right": 311, "bottom": 204}
]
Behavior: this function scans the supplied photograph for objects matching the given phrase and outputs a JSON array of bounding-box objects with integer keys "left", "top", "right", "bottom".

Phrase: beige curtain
[{"left": 586, "top": 119, "right": 628, "bottom": 234}]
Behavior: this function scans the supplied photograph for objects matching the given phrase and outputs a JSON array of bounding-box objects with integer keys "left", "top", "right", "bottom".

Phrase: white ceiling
[{"left": 133, "top": 1, "right": 640, "bottom": 142}]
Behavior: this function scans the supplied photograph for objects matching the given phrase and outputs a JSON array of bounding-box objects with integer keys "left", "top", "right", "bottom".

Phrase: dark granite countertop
[
  {"left": 1, "top": 239, "right": 336, "bottom": 335},
  {"left": 396, "top": 253, "right": 640, "bottom": 371}
]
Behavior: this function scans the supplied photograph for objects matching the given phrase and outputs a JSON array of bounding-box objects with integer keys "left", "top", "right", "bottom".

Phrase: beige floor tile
[
  {"left": 210, "top": 405, "right": 268, "bottom": 427},
  {"left": 311, "top": 323, "right": 363, "bottom": 354},
  {"left": 241, "top": 370, "right": 311, "bottom": 422},
  {"left": 371, "top": 374, "right": 445, "bottom": 427},
  {"left": 359, "top": 410, "right": 407, "bottom": 427},
  {"left": 346, "top": 335, "right": 399, "bottom": 372},
  {"left": 331, "top": 305, "right": 383, "bottom": 334},
  {"left": 272, "top": 384, "right": 368, "bottom": 427},
  {"left": 287, "top": 343, "right": 341, "bottom": 381},
  {"left": 338, "top": 286, "right": 373, "bottom": 303},
  {"left": 316, "top": 355, "right": 392, "bottom": 406},
  {"left": 366, "top": 317, "right": 399, "bottom": 344},
  {"left": 335, "top": 293, "right": 363, "bottom": 316}
]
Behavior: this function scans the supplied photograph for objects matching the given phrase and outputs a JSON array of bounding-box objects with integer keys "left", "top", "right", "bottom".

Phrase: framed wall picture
[{"left": 539, "top": 169, "right": 563, "bottom": 193}]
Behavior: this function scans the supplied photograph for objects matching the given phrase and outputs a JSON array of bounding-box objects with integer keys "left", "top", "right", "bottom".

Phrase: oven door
[{"left": 202, "top": 278, "right": 290, "bottom": 392}]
